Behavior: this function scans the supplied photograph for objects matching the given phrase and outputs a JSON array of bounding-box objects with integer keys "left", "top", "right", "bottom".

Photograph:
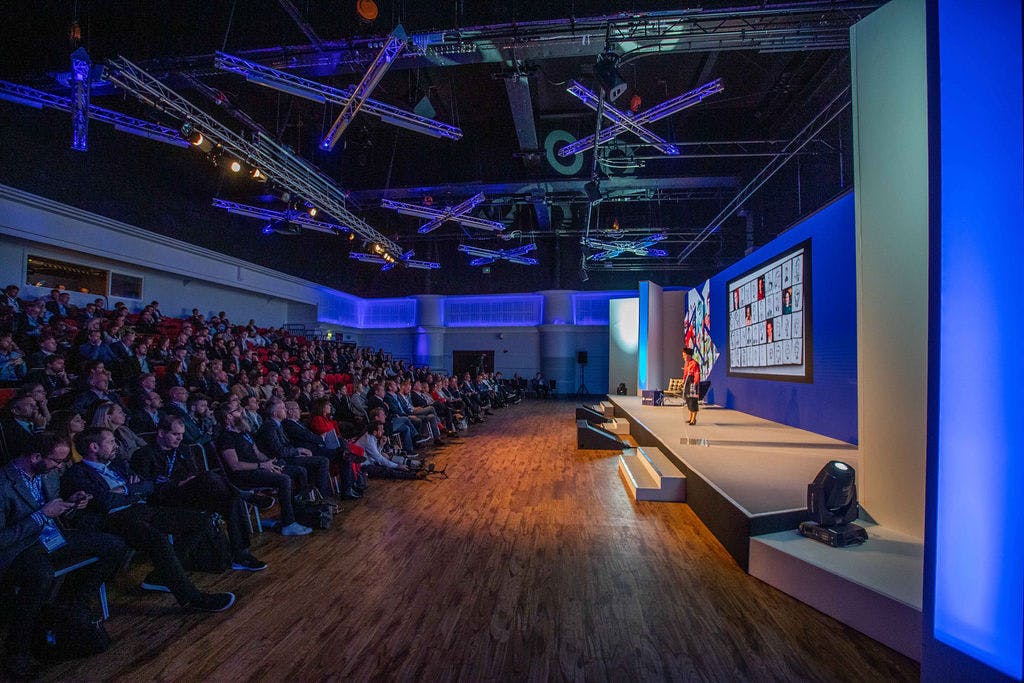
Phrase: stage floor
[{"left": 605, "top": 396, "right": 858, "bottom": 516}]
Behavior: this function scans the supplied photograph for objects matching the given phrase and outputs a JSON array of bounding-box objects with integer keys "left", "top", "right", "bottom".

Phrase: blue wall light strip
[
  {"left": 638, "top": 282, "right": 650, "bottom": 390},
  {"left": 932, "top": 0, "right": 1024, "bottom": 677}
]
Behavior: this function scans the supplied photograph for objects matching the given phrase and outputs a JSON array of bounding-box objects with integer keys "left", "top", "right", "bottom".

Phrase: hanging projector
[{"left": 594, "top": 52, "right": 627, "bottom": 103}]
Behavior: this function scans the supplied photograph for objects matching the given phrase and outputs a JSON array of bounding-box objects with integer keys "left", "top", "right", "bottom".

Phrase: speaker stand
[{"left": 575, "top": 362, "right": 590, "bottom": 397}]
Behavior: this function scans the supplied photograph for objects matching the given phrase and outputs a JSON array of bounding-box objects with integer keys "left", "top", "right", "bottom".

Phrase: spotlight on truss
[
  {"left": 212, "top": 198, "right": 351, "bottom": 236},
  {"left": 582, "top": 233, "right": 669, "bottom": 262},
  {"left": 458, "top": 243, "right": 538, "bottom": 267},
  {"left": 381, "top": 193, "right": 503, "bottom": 234}
]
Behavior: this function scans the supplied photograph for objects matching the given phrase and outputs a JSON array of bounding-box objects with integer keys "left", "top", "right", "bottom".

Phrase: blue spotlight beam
[
  {"left": 583, "top": 233, "right": 669, "bottom": 262},
  {"left": 214, "top": 52, "right": 462, "bottom": 140},
  {"left": 212, "top": 198, "right": 350, "bottom": 235},
  {"left": 458, "top": 243, "right": 538, "bottom": 266},
  {"left": 105, "top": 56, "right": 432, "bottom": 270},
  {"left": 381, "top": 193, "right": 503, "bottom": 234},
  {"left": 320, "top": 27, "right": 408, "bottom": 150},
  {"left": 0, "top": 79, "right": 189, "bottom": 147},
  {"left": 70, "top": 47, "right": 91, "bottom": 151},
  {"left": 559, "top": 78, "right": 724, "bottom": 158}
]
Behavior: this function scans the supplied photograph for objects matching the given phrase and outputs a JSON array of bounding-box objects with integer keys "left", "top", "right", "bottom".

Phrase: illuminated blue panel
[
  {"left": 358, "top": 298, "right": 417, "bottom": 329},
  {"left": 933, "top": 0, "right": 1023, "bottom": 677},
  {"left": 572, "top": 290, "right": 635, "bottom": 325},
  {"left": 317, "top": 290, "right": 360, "bottom": 327},
  {"left": 443, "top": 294, "right": 544, "bottom": 327},
  {"left": 638, "top": 282, "right": 650, "bottom": 390}
]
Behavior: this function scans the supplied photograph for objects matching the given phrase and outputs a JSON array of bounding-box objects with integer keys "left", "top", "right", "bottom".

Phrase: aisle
[{"left": 46, "top": 400, "right": 917, "bottom": 681}]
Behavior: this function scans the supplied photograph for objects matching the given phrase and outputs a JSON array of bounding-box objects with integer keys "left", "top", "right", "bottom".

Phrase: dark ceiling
[{"left": 0, "top": 1, "right": 878, "bottom": 297}]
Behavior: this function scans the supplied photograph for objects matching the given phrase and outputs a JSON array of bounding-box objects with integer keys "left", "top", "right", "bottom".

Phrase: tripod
[{"left": 575, "top": 361, "right": 590, "bottom": 397}]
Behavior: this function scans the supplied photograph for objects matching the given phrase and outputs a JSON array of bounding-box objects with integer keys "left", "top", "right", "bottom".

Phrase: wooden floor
[{"left": 46, "top": 400, "right": 918, "bottom": 682}]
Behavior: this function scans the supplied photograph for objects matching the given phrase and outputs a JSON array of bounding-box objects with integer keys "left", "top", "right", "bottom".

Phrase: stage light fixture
[
  {"left": 798, "top": 460, "right": 868, "bottom": 547},
  {"left": 584, "top": 180, "right": 602, "bottom": 203},
  {"left": 261, "top": 222, "right": 275, "bottom": 235},
  {"left": 229, "top": 160, "right": 242, "bottom": 172},
  {"left": 250, "top": 168, "right": 267, "bottom": 182},
  {"left": 594, "top": 52, "right": 627, "bottom": 103},
  {"left": 356, "top": 0, "right": 379, "bottom": 22}
]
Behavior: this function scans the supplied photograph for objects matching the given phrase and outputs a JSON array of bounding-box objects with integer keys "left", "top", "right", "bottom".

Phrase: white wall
[
  {"left": 851, "top": 0, "right": 929, "bottom": 538},
  {"left": 608, "top": 297, "right": 639, "bottom": 394},
  {"left": 659, "top": 290, "right": 687, "bottom": 389}
]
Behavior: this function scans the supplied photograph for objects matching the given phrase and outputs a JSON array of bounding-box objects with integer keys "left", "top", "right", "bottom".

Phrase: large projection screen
[{"left": 726, "top": 240, "right": 812, "bottom": 381}]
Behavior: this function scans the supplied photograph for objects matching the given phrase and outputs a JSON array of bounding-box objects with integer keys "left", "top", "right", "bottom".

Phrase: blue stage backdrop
[{"left": 707, "top": 191, "right": 856, "bottom": 443}]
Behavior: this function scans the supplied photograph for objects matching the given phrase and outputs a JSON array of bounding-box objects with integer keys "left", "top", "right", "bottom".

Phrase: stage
[{"left": 604, "top": 395, "right": 923, "bottom": 660}]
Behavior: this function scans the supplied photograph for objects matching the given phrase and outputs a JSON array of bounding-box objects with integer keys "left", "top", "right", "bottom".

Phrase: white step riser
[
  {"left": 603, "top": 419, "right": 630, "bottom": 435},
  {"left": 618, "top": 452, "right": 686, "bottom": 503}
]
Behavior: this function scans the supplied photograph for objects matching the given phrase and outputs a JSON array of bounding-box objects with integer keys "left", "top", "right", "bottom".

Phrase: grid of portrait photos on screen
[{"left": 727, "top": 243, "right": 808, "bottom": 379}]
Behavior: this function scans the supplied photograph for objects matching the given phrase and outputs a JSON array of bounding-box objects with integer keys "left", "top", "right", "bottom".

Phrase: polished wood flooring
[{"left": 46, "top": 400, "right": 918, "bottom": 681}]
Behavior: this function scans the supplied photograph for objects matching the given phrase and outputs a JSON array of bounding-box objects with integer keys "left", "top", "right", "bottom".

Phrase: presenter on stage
[{"left": 682, "top": 347, "right": 701, "bottom": 426}]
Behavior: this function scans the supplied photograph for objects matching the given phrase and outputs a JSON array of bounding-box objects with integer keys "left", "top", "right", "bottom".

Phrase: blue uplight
[{"left": 932, "top": 0, "right": 1023, "bottom": 677}]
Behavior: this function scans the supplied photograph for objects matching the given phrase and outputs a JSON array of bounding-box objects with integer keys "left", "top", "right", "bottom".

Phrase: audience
[{"left": 0, "top": 290, "right": 531, "bottom": 675}]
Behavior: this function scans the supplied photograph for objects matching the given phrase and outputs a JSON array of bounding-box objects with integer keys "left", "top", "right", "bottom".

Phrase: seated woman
[
  {"left": 48, "top": 409, "right": 87, "bottom": 462},
  {"left": 91, "top": 400, "right": 149, "bottom": 462}
]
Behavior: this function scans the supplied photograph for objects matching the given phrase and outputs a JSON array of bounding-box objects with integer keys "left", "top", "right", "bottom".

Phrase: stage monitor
[{"left": 726, "top": 240, "right": 812, "bottom": 382}]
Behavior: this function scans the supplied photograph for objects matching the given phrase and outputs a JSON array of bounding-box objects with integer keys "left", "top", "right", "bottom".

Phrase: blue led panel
[
  {"left": 932, "top": 0, "right": 1023, "bottom": 677},
  {"left": 358, "top": 298, "right": 417, "bottom": 329},
  {"left": 572, "top": 290, "right": 635, "bottom": 325},
  {"left": 317, "top": 290, "right": 361, "bottom": 327},
  {"left": 443, "top": 294, "right": 543, "bottom": 327}
]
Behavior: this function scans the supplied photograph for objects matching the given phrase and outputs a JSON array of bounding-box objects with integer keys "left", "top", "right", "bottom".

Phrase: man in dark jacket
[
  {"left": 65, "top": 428, "right": 235, "bottom": 612},
  {"left": 0, "top": 433, "right": 124, "bottom": 679}
]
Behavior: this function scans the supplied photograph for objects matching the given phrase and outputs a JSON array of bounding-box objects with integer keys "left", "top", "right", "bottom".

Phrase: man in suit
[
  {"left": 280, "top": 400, "right": 360, "bottom": 497},
  {"left": 366, "top": 382, "right": 416, "bottom": 453},
  {"left": 255, "top": 400, "right": 332, "bottom": 496},
  {"left": 123, "top": 339, "right": 151, "bottom": 380},
  {"left": 1, "top": 394, "right": 43, "bottom": 465},
  {"left": 0, "top": 433, "right": 125, "bottom": 679},
  {"left": 44, "top": 291, "right": 71, "bottom": 319},
  {"left": 131, "top": 416, "right": 266, "bottom": 570},
  {"left": 162, "top": 386, "right": 212, "bottom": 449},
  {"left": 70, "top": 368, "right": 123, "bottom": 419},
  {"left": 64, "top": 428, "right": 234, "bottom": 612},
  {"left": 129, "top": 390, "right": 164, "bottom": 435}
]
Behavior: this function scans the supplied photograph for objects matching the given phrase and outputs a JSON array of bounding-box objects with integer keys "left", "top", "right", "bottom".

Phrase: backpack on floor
[{"left": 177, "top": 512, "right": 232, "bottom": 573}]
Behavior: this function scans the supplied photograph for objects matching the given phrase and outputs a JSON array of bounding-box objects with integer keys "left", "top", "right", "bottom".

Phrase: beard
[{"left": 233, "top": 415, "right": 251, "bottom": 433}]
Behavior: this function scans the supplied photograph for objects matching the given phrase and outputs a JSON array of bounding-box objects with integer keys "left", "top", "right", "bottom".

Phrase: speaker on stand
[{"left": 575, "top": 351, "right": 590, "bottom": 397}]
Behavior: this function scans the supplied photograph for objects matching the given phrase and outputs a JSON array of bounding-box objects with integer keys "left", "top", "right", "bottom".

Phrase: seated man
[
  {"left": 366, "top": 382, "right": 417, "bottom": 453},
  {"left": 0, "top": 433, "right": 125, "bottom": 679},
  {"left": 162, "top": 386, "right": 212, "bottom": 449},
  {"left": 129, "top": 389, "right": 164, "bottom": 435},
  {"left": 26, "top": 352, "right": 74, "bottom": 399},
  {"left": 70, "top": 369, "right": 123, "bottom": 420},
  {"left": 1, "top": 393, "right": 44, "bottom": 464},
  {"left": 255, "top": 399, "right": 332, "bottom": 497},
  {"left": 397, "top": 380, "right": 444, "bottom": 445},
  {"left": 131, "top": 416, "right": 267, "bottom": 570},
  {"left": 215, "top": 404, "right": 313, "bottom": 537},
  {"left": 65, "top": 428, "right": 235, "bottom": 612},
  {"left": 355, "top": 421, "right": 419, "bottom": 480},
  {"left": 530, "top": 372, "right": 550, "bottom": 399},
  {"left": 281, "top": 400, "right": 359, "bottom": 498}
]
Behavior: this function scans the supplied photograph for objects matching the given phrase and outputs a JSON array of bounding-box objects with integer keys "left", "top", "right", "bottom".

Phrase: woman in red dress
[{"left": 682, "top": 347, "right": 701, "bottom": 426}]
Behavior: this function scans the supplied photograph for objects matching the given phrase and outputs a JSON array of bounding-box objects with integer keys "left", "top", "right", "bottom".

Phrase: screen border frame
[{"left": 725, "top": 238, "right": 814, "bottom": 383}]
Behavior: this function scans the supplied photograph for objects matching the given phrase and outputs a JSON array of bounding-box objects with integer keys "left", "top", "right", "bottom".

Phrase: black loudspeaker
[{"left": 577, "top": 351, "right": 588, "bottom": 365}]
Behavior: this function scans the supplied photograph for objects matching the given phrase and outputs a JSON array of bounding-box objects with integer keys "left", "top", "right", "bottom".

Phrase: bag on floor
[
  {"left": 295, "top": 498, "right": 334, "bottom": 530},
  {"left": 177, "top": 512, "right": 232, "bottom": 573},
  {"left": 32, "top": 603, "right": 111, "bottom": 660}
]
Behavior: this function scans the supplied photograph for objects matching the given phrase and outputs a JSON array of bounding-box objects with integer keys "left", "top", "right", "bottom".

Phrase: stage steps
[
  {"left": 577, "top": 420, "right": 628, "bottom": 450},
  {"left": 602, "top": 417, "right": 630, "bottom": 434},
  {"left": 618, "top": 446, "right": 687, "bottom": 502},
  {"left": 596, "top": 401, "right": 615, "bottom": 417}
]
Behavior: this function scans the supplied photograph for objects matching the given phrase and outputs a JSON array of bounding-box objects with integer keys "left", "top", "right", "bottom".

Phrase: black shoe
[
  {"left": 231, "top": 553, "right": 268, "bottom": 571},
  {"left": 140, "top": 572, "right": 171, "bottom": 593},
  {"left": 342, "top": 487, "right": 363, "bottom": 500},
  {"left": 185, "top": 592, "right": 236, "bottom": 612}
]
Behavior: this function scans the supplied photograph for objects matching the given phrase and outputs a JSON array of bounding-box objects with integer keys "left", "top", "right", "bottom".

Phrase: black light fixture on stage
[
  {"left": 594, "top": 51, "right": 628, "bottom": 103},
  {"left": 798, "top": 460, "right": 868, "bottom": 547}
]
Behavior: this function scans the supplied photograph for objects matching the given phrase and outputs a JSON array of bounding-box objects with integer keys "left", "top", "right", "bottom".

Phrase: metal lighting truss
[
  {"left": 320, "top": 27, "right": 407, "bottom": 150},
  {"left": 349, "top": 249, "right": 444, "bottom": 271},
  {"left": 677, "top": 85, "right": 851, "bottom": 263},
  {"left": 214, "top": 52, "right": 462, "bottom": 141},
  {"left": 0, "top": 79, "right": 188, "bottom": 147},
  {"left": 381, "top": 193, "right": 502, "bottom": 234},
  {"left": 212, "top": 198, "right": 351, "bottom": 235},
  {"left": 458, "top": 243, "right": 538, "bottom": 266},
  {"left": 583, "top": 233, "right": 669, "bottom": 262},
  {"left": 559, "top": 78, "right": 724, "bottom": 158},
  {"left": 105, "top": 56, "right": 437, "bottom": 269}
]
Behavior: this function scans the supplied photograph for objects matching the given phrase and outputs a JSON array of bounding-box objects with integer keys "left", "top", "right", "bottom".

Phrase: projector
[{"left": 798, "top": 521, "right": 868, "bottom": 547}]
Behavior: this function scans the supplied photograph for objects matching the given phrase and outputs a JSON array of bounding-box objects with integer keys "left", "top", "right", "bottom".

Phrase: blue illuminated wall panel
[
  {"left": 707, "top": 192, "right": 857, "bottom": 443},
  {"left": 317, "top": 290, "right": 360, "bottom": 327},
  {"left": 443, "top": 294, "right": 543, "bottom": 327},
  {"left": 358, "top": 297, "right": 417, "bottom": 329},
  {"left": 571, "top": 290, "right": 634, "bottom": 325},
  {"left": 925, "top": 0, "right": 1024, "bottom": 679}
]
